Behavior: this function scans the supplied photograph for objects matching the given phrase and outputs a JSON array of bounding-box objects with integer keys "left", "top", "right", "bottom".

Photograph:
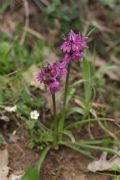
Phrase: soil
[
  {"left": 6, "top": 122, "right": 115, "bottom": 180},
  {"left": 41, "top": 147, "right": 112, "bottom": 180},
  {"left": 7, "top": 140, "right": 113, "bottom": 180},
  {"left": 8, "top": 140, "right": 38, "bottom": 172},
  {"left": 1, "top": 112, "right": 117, "bottom": 180}
]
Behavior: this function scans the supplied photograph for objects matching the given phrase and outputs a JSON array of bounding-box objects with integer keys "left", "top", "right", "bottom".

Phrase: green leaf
[
  {"left": 40, "top": 131, "right": 53, "bottom": 142},
  {"left": 66, "top": 118, "right": 113, "bottom": 129},
  {"left": 96, "top": 65, "right": 118, "bottom": 78},
  {"left": 79, "top": 144, "right": 120, "bottom": 157},
  {"left": 66, "top": 88, "right": 76, "bottom": 105},
  {"left": 21, "top": 168, "right": 39, "bottom": 180},
  {"left": 46, "top": 4, "right": 55, "bottom": 14},
  {"left": 63, "top": 130, "right": 75, "bottom": 143},
  {"left": 35, "top": 98, "right": 45, "bottom": 108},
  {"left": 82, "top": 59, "right": 92, "bottom": 116},
  {"left": 71, "top": 79, "right": 85, "bottom": 88},
  {"left": 61, "top": 141, "right": 94, "bottom": 159},
  {"left": 0, "top": 42, "right": 10, "bottom": 54},
  {"left": 74, "top": 139, "right": 113, "bottom": 146},
  {"left": 26, "top": 120, "right": 35, "bottom": 130},
  {"left": 52, "top": 0, "right": 61, "bottom": 5},
  {"left": 67, "top": 107, "right": 84, "bottom": 116},
  {"left": 0, "top": 134, "right": 4, "bottom": 144},
  {"left": 22, "top": 146, "right": 50, "bottom": 180},
  {"left": 112, "top": 163, "right": 120, "bottom": 172},
  {"left": 87, "top": 28, "right": 97, "bottom": 37},
  {"left": 0, "top": 0, "right": 10, "bottom": 14}
]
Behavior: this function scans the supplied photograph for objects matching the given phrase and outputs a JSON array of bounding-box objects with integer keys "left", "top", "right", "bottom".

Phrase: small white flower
[
  {"left": 5, "top": 105, "right": 17, "bottom": 112},
  {"left": 30, "top": 110, "right": 39, "bottom": 120}
]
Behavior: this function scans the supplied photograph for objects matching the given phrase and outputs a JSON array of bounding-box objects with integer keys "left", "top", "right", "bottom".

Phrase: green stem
[
  {"left": 52, "top": 94, "right": 56, "bottom": 117},
  {"left": 52, "top": 94, "right": 57, "bottom": 147},
  {"left": 64, "top": 62, "right": 71, "bottom": 107},
  {"left": 58, "top": 63, "right": 71, "bottom": 141}
]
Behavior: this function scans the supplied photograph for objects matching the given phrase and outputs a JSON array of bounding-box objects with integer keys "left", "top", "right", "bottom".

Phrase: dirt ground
[
  {"left": 6, "top": 123, "right": 115, "bottom": 180},
  {"left": 7, "top": 140, "right": 112, "bottom": 180}
]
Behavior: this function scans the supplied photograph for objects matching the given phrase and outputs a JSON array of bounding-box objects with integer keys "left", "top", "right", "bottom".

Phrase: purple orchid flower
[
  {"left": 60, "top": 30, "right": 88, "bottom": 63},
  {"left": 36, "top": 61, "right": 67, "bottom": 94}
]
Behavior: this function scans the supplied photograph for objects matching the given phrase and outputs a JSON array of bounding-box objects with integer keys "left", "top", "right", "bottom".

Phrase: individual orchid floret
[
  {"left": 36, "top": 61, "right": 67, "bottom": 94},
  {"left": 60, "top": 30, "right": 88, "bottom": 63}
]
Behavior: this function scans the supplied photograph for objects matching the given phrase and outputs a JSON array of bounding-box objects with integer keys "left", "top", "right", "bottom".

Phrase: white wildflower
[
  {"left": 5, "top": 105, "right": 17, "bottom": 112},
  {"left": 30, "top": 110, "right": 39, "bottom": 120}
]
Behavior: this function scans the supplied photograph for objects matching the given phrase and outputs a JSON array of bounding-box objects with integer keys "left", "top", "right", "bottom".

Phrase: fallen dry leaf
[
  {"left": 0, "top": 149, "right": 23, "bottom": 180},
  {"left": 92, "top": 102, "right": 109, "bottom": 109},
  {"left": 9, "top": 173, "right": 22, "bottom": 180},
  {"left": 0, "top": 115, "right": 10, "bottom": 122},
  {"left": 0, "top": 14, "right": 16, "bottom": 38},
  {"left": 25, "top": 26, "right": 45, "bottom": 40},
  {"left": 88, "top": 152, "right": 120, "bottom": 172},
  {"left": 0, "top": 149, "right": 9, "bottom": 180}
]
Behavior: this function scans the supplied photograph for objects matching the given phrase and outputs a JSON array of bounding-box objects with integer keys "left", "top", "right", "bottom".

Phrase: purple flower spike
[
  {"left": 36, "top": 61, "right": 67, "bottom": 94},
  {"left": 60, "top": 30, "right": 88, "bottom": 63}
]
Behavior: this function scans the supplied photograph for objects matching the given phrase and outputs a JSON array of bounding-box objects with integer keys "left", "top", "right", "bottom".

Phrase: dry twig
[{"left": 20, "top": 0, "right": 29, "bottom": 45}]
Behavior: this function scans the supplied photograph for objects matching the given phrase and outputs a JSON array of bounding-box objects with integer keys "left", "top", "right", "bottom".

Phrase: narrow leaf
[
  {"left": 22, "top": 146, "right": 50, "bottom": 180},
  {"left": 63, "top": 130, "right": 75, "bottom": 143}
]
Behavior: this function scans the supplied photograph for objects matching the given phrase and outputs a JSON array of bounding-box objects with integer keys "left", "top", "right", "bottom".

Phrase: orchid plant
[
  {"left": 22, "top": 30, "right": 120, "bottom": 180},
  {"left": 36, "top": 30, "right": 88, "bottom": 145}
]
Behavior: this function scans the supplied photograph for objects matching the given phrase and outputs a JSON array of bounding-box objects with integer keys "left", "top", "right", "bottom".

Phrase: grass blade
[
  {"left": 79, "top": 144, "right": 120, "bottom": 157},
  {"left": 61, "top": 141, "right": 95, "bottom": 159},
  {"left": 66, "top": 118, "right": 114, "bottom": 129},
  {"left": 21, "top": 146, "right": 50, "bottom": 180},
  {"left": 82, "top": 59, "right": 92, "bottom": 116},
  {"left": 63, "top": 130, "right": 75, "bottom": 143}
]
